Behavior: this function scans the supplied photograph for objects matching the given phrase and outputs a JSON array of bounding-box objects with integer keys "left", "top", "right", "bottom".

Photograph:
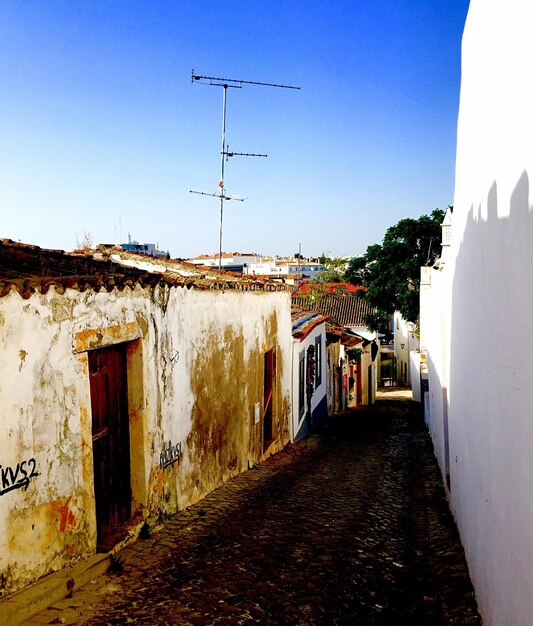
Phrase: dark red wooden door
[
  {"left": 263, "top": 349, "right": 275, "bottom": 448},
  {"left": 89, "top": 344, "right": 131, "bottom": 548}
]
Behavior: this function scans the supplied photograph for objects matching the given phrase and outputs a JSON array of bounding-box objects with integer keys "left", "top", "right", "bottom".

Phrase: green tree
[
  {"left": 344, "top": 253, "right": 371, "bottom": 286},
  {"left": 347, "top": 208, "right": 446, "bottom": 323},
  {"left": 316, "top": 257, "right": 347, "bottom": 283}
]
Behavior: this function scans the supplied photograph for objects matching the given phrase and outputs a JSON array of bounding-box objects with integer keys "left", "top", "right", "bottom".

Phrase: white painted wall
[
  {"left": 410, "top": 352, "right": 421, "bottom": 402},
  {"left": 393, "top": 312, "right": 420, "bottom": 385},
  {"left": 291, "top": 322, "right": 327, "bottom": 442},
  {"left": 419, "top": 264, "right": 452, "bottom": 479},
  {"left": 422, "top": 2, "right": 533, "bottom": 624},
  {"left": 246, "top": 260, "right": 324, "bottom": 279},
  {"left": 0, "top": 283, "right": 292, "bottom": 595},
  {"left": 187, "top": 254, "right": 261, "bottom": 268}
]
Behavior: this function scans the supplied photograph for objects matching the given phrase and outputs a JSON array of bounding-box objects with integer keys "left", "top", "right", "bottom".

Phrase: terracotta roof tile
[
  {"left": 297, "top": 282, "right": 366, "bottom": 295},
  {"left": 292, "top": 293, "right": 376, "bottom": 327},
  {"left": 0, "top": 240, "right": 291, "bottom": 298}
]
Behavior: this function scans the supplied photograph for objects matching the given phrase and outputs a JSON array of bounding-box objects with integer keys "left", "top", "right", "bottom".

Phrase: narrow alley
[{"left": 24, "top": 395, "right": 480, "bottom": 626}]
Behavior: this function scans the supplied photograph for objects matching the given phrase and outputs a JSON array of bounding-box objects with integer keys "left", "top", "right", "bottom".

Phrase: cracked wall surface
[{"left": 0, "top": 283, "right": 291, "bottom": 596}]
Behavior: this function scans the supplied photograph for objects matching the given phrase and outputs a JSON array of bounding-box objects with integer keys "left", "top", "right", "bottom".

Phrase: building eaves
[
  {"left": 291, "top": 304, "right": 328, "bottom": 340},
  {"left": 292, "top": 294, "right": 376, "bottom": 327},
  {"left": 96, "top": 247, "right": 290, "bottom": 291},
  {"left": 0, "top": 240, "right": 290, "bottom": 299}
]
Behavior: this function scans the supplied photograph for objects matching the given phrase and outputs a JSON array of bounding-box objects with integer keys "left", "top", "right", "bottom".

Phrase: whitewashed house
[
  {"left": 186, "top": 252, "right": 262, "bottom": 272},
  {"left": 420, "top": 2, "right": 533, "bottom": 624},
  {"left": 291, "top": 307, "right": 328, "bottom": 441},
  {"left": 0, "top": 240, "right": 292, "bottom": 597},
  {"left": 293, "top": 293, "right": 379, "bottom": 407},
  {"left": 393, "top": 312, "right": 420, "bottom": 386},
  {"left": 244, "top": 257, "right": 325, "bottom": 284}
]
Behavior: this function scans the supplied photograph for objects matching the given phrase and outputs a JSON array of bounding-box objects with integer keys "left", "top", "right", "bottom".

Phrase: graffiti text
[
  {"left": 0, "top": 458, "right": 39, "bottom": 496},
  {"left": 160, "top": 441, "right": 182, "bottom": 470}
]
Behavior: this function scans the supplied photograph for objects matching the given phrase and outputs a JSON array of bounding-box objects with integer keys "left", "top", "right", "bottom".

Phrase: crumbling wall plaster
[{"left": 0, "top": 282, "right": 292, "bottom": 596}]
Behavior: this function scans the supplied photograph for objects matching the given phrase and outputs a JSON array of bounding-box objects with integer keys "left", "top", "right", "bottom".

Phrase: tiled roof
[
  {"left": 291, "top": 301, "right": 364, "bottom": 346},
  {"left": 292, "top": 293, "right": 376, "bottom": 327},
  {"left": 251, "top": 273, "right": 307, "bottom": 280},
  {"left": 297, "top": 282, "right": 366, "bottom": 295},
  {"left": 0, "top": 240, "right": 290, "bottom": 299},
  {"left": 291, "top": 304, "right": 328, "bottom": 340}
]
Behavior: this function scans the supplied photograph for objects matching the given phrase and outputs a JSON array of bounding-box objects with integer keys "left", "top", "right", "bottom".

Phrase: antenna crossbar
[
  {"left": 190, "top": 69, "right": 299, "bottom": 269},
  {"left": 191, "top": 70, "right": 300, "bottom": 90},
  {"left": 223, "top": 151, "right": 267, "bottom": 158},
  {"left": 190, "top": 190, "right": 245, "bottom": 202}
]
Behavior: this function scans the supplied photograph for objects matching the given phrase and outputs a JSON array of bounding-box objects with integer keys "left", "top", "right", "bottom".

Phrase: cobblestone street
[{"left": 25, "top": 397, "right": 480, "bottom": 625}]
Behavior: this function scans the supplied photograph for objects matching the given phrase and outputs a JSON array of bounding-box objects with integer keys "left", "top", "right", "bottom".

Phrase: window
[
  {"left": 315, "top": 336, "right": 322, "bottom": 388},
  {"left": 298, "top": 351, "right": 305, "bottom": 417}
]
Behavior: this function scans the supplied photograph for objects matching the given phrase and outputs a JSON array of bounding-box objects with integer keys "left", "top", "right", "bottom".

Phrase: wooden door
[
  {"left": 89, "top": 344, "right": 131, "bottom": 549},
  {"left": 263, "top": 349, "right": 275, "bottom": 449}
]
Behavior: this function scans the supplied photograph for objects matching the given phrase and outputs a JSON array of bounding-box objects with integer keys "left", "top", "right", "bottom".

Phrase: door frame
[
  {"left": 89, "top": 343, "right": 132, "bottom": 549},
  {"left": 75, "top": 325, "right": 148, "bottom": 552}
]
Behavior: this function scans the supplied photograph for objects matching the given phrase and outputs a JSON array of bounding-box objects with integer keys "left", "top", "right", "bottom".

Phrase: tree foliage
[
  {"left": 315, "top": 257, "right": 347, "bottom": 283},
  {"left": 346, "top": 208, "right": 446, "bottom": 323}
]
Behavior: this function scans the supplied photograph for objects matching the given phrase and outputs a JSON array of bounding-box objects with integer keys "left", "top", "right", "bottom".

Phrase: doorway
[
  {"left": 89, "top": 343, "right": 132, "bottom": 549},
  {"left": 263, "top": 348, "right": 275, "bottom": 450}
]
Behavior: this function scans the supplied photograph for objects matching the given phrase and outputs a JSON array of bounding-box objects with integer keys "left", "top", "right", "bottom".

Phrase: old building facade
[{"left": 0, "top": 242, "right": 292, "bottom": 596}]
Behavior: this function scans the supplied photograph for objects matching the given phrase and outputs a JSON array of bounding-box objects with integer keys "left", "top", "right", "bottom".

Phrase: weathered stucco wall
[
  {"left": 422, "top": 2, "right": 533, "bottom": 624},
  {"left": 0, "top": 282, "right": 291, "bottom": 596}
]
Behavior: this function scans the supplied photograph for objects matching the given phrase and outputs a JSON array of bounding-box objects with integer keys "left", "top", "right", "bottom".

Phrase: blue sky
[{"left": 0, "top": 1, "right": 470, "bottom": 258}]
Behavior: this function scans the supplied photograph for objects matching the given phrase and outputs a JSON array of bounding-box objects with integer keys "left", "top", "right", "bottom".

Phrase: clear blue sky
[{"left": 0, "top": 0, "right": 470, "bottom": 259}]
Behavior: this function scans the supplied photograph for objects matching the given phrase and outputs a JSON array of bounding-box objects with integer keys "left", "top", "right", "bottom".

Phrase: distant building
[
  {"left": 120, "top": 240, "right": 170, "bottom": 259},
  {"left": 187, "top": 252, "right": 262, "bottom": 272},
  {"left": 244, "top": 258, "right": 325, "bottom": 283},
  {"left": 187, "top": 254, "right": 326, "bottom": 284}
]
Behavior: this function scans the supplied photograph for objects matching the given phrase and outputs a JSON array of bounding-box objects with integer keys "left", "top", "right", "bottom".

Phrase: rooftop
[
  {"left": 0, "top": 240, "right": 290, "bottom": 299},
  {"left": 291, "top": 304, "right": 329, "bottom": 340},
  {"left": 292, "top": 293, "right": 376, "bottom": 328},
  {"left": 188, "top": 252, "right": 261, "bottom": 260},
  {"left": 297, "top": 282, "right": 366, "bottom": 296}
]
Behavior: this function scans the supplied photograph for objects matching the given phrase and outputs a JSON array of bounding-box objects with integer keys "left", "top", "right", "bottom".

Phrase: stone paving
[{"left": 23, "top": 398, "right": 481, "bottom": 625}]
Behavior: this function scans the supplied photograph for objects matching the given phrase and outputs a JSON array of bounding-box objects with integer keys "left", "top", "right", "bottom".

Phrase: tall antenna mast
[{"left": 190, "top": 70, "right": 300, "bottom": 269}]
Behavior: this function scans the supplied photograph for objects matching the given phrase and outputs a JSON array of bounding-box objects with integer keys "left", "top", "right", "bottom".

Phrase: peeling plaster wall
[
  {"left": 173, "top": 288, "right": 292, "bottom": 509},
  {"left": 0, "top": 283, "right": 291, "bottom": 596}
]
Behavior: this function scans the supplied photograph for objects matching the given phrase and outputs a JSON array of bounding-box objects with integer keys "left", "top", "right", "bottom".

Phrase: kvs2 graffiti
[{"left": 0, "top": 458, "right": 39, "bottom": 496}]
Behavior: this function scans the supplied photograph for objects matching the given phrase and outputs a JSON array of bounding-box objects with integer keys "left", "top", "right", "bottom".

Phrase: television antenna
[{"left": 190, "top": 70, "right": 300, "bottom": 269}]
